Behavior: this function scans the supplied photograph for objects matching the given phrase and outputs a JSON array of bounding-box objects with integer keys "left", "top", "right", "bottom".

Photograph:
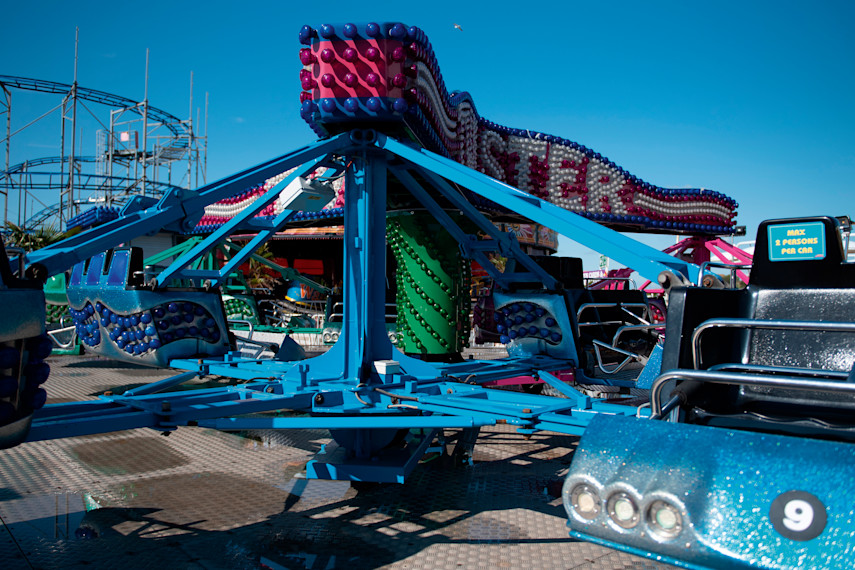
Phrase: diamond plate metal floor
[{"left": 0, "top": 355, "right": 674, "bottom": 569}]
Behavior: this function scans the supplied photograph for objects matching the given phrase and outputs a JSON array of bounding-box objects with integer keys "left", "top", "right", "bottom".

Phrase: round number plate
[{"left": 769, "top": 490, "right": 827, "bottom": 541}]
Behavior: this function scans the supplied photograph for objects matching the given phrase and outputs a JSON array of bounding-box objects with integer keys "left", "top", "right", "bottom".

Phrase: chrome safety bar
[
  {"left": 579, "top": 303, "right": 661, "bottom": 375},
  {"left": 709, "top": 363, "right": 851, "bottom": 380},
  {"left": 697, "top": 261, "right": 751, "bottom": 287},
  {"left": 229, "top": 319, "right": 279, "bottom": 358},
  {"left": 589, "top": 324, "right": 664, "bottom": 375},
  {"left": 612, "top": 323, "right": 664, "bottom": 347},
  {"left": 651, "top": 368, "right": 855, "bottom": 417},
  {"left": 591, "top": 339, "right": 647, "bottom": 374},
  {"left": 228, "top": 319, "right": 255, "bottom": 339},
  {"left": 691, "top": 318, "right": 855, "bottom": 369},
  {"left": 46, "top": 325, "right": 77, "bottom": 349},
  {"left": 576, "top": 302, "right": 650, "bottom": 335}
]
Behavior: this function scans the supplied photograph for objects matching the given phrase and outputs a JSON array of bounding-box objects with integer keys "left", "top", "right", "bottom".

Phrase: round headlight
[
  {"left": 647, "top": 499, "right": 683, "bottom": 537},
  {"left": 607, "top": 491, "right": 640, "bottom": 529},
  {"left": 566, "top": 483, "right": 601, "bottom": 520}
]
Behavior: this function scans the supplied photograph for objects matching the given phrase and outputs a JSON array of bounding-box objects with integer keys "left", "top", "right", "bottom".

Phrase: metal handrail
[
  {"left": 612, "top": 323, "right": 664, "bottom": 347},
  {"left": 709, "top": 363, "right": 851, "bottom": 380},
  {"left": 583, "top": 276, "right": 638, "bottom": 291},
  {"left": 651, "top": 369, "right": 855, "bottom": 417},
  {"left": 697, "top": 261, "right": 752, "bottom": 287},
  {"left": 691, "top": 318, "right": 855, "bottom": 369},
  {"left": 591, "top": 339, "right": 646, "bottom": 374}
]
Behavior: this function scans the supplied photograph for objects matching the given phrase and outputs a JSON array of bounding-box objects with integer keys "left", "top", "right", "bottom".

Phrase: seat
[{"left": 656, "top": 216, "right": 855, "bottom": 440}]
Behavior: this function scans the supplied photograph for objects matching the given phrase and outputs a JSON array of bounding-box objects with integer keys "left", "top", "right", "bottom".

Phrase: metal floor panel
[{"left": 0, "top": 355, "right": 674, "bottom": 569}]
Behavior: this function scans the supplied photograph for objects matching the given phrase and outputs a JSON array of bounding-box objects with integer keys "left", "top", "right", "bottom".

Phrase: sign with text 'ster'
[{"left": 767, "top": 221, "right": 826, "bottom": 262}]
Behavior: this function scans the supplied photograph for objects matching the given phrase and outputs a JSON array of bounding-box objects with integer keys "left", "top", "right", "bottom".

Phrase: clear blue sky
[{"left": 2, "top": 1, "right": 853, "bottom": 269}]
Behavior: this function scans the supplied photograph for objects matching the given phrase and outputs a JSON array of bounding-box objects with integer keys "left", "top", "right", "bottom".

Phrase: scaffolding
[{"left": 1, "top": 31, "right": 207, "bottom": 230}]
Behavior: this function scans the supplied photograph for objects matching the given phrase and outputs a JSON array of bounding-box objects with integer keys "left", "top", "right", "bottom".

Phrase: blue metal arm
[
  {"left": 154, "top": 155, "right": 330, "bottom": 287},
  {"left": 380, "top": 136, "right": 701, "bottom": 284},
  {"left": 24, "top": 133, "right": 353, "bottom": 279},
  {"left": 390, "top": 168, "right": 517, "bottom": 287},
  {"left": 219, "top": 241, "right": 331, "bottom": 294},
  {"left": 390, "top": 164, "right": 559, "bottom": 289}
]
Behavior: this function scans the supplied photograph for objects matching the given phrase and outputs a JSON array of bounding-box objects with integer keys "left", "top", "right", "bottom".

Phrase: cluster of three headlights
[{"left": 564, "top": 480, "right": 684, "bottom": 539}]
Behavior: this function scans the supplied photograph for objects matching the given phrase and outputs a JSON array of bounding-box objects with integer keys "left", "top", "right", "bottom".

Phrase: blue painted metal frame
[
  {"left": 21, "top": 128, "right": 696, "bottom": 480},
  {"left": 389, "top": 164, "right": 559, "bottom": 289},
  {"left": 379, "top": 136, "right": 700, "bottom": 284},
  {"left": 28, "top": 363, "right": 638, "bottom": 442},
  {"left": 155, "top": 159, "right": 324, "bottom": 287},
  {"left": 306, "top": 428, "right": 441, "bottom": 484},
  {"left": 25, "top": 133, "right": 354, "bottom": 279}
]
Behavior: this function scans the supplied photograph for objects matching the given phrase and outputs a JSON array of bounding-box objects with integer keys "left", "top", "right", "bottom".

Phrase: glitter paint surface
[{"left": 564, "top": 414, "right": 855, "bottom": 569}]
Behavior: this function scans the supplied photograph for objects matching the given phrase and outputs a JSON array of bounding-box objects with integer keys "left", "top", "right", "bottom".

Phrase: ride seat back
[
  {"left": 661, "top": 217, "right": 855, "bottom": 434},
  {"left": 664, "top": 217, "right": 855, "bottom": 373},
  {"left": 744, "top": 216, "right": 855, "bottom": 373},
  {"left": 748, "top": 287, "right": 855, "bottom": 372}
]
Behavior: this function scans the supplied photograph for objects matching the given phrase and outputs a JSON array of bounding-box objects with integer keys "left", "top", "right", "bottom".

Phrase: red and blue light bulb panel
[{"left": 299, "top": 23, "right": 416, "bottom": 125}]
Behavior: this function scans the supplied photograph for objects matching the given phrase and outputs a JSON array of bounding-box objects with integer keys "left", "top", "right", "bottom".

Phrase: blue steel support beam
[
  {"left": 340, "top": 146, "right": 392, "bottom": 382},
  {"left": 27, "top": 387, "right": 317, "bottom": 441},
  {"left": 201, "top": 208, "right": 299, "bottom": 288},
  {"left": 27, "top": 368, "right": 633, "bottom": 443},
  {"left": 197, "top": 416, "right": 495, "bottom": 430},
  {"left": 389, "top": 165, "right": 540, "bottom": 289},
  {"left": 154, "top": 156, "right": 329, "bottom": 286},
  {"left": 121, "top": 371, "right": 199, "bottom": 396},
  {"left": 536, "top": 370, "right": 593, "bottom": 403},
  {"left": 284, "top": 139, "right": 438, "bottom": 386},
  {"left": 389, "top": 163, "right": 559, "bottom": 289},
  {"left": 25, "top": 134, "right": 353, "bottom": 278},
  {"left": 379, "top": 137, "right": 700, "bottom": 284}
]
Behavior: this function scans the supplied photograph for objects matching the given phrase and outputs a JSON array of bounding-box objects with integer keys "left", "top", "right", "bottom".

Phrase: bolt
[{"left": 314, "top": 393, "right": 325, "bottom": 405}]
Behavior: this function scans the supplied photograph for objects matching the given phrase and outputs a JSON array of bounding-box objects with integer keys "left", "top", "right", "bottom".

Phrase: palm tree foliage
[{"left": 3, "top": 221, "right": 65, "bottom": 252}]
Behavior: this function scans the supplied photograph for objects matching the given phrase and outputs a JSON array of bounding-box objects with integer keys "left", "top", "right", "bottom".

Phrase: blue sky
[{"left": 2, "top": 1, "right": 853, "bottom": 269}]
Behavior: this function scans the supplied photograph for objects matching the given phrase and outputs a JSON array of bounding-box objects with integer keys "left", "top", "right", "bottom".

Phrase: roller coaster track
[
  {"left": 3, "top": 156, "right": 181, "bottom": 193},
  {"left": 21, "top": 182, "right": 175, "bottom": 229},
  {"left": 4, "top": 155, "right": 96, "bottom": 174},
  {"left": 0, "top": 75, "right": 188, "bottom": 136},
  {"left": 1, "top": 154, "right": 181, "bottom": 227}
]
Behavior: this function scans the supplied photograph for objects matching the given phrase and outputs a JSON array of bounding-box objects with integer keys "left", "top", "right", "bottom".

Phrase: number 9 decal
[{"left": 770, "top": 491, "right": 827, "bottom": 541}]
